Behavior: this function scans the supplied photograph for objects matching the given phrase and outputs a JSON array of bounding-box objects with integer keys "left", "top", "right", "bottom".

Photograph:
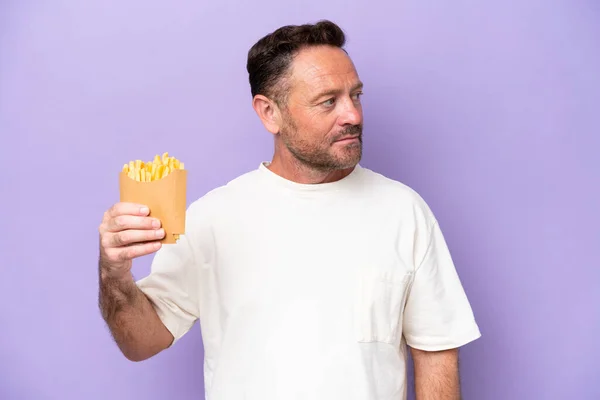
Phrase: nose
[{"left": 339, "top": 99, "right": 362, "bottom": 126}]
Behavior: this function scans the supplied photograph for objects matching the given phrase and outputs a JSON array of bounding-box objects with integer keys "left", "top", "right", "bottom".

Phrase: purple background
[{"left": 1, "top": 1, "right": 599, "bottom": 399}]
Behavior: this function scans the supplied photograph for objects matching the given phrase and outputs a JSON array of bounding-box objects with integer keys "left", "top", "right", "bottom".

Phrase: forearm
[
  {"left": 99, "top": 270, "right": 173, "bottom": 361},
  {"left": 412, "top": 348, "right": 461, "bottom": 400}
]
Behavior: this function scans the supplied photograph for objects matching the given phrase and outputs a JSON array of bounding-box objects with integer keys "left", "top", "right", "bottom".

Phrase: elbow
[
  {"left": 124, "top": 352, "right": 150, "bottom": 362},
  {"left": 119, "top": 346, "right": 158, "bottom": 363},
  {"left": 114, "top": 328, "right": 173, "bottom": 362}
]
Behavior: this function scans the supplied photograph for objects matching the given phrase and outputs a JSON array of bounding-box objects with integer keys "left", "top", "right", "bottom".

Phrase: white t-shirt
[{"left": 136, "top": 162, "right": 481, "bottom": 400}]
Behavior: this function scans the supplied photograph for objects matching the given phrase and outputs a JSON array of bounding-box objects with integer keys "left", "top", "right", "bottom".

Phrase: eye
[
  {"left": 322, "top": 98, "right": 336, "bottom": 107},
  {"left": 352, "top": 91, "right": 363, "bottom": 101}
]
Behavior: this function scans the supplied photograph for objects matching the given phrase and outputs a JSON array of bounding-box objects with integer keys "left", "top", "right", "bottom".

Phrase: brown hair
[{"left": 246, "top": 20, "right": 346, "bottom": 104}]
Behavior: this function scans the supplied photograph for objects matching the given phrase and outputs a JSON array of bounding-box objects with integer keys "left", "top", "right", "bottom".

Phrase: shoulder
[
  {"left": 358, "top": 166, "right": 437, "bottom": 222},
  {"left": 185, "top": 167, "right": 262, "bottom": 218}
]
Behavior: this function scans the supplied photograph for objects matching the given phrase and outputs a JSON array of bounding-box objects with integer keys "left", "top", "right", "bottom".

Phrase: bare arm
[
  {"left": 410, "top": 347, "right": 461, "bottom": 400},
  {"left": 98, "top": 202, "right": 174, "bottom": 362},
  {"left": 98, "top": 268, "right": 173, "bottom": 361}
]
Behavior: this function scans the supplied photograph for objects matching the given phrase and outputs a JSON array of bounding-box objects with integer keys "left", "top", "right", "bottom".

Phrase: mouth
[{"left": 334, "top": 136, "right": 360, "bottom": 144}]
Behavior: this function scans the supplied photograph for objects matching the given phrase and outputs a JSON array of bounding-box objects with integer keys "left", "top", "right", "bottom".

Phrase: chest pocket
[{"left": 354, "top": 263, "right": 413, "bottom": 345}]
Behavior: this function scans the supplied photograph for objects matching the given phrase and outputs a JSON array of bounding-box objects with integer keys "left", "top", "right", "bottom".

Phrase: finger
[
  {"left": 107, "top": 215, "right": 161, "bottom": 233},
  {"left": 121, "top": 241, "right": 162, "bottom": 261},
  {"left": 104, "top": 241, "right": 162, "bottom": 263},
  {"left": 110, "top": 228, "right": 165, "bottom": 247},
  {"left": 107, "top": 202, "right": 151, "bottom": 219}
]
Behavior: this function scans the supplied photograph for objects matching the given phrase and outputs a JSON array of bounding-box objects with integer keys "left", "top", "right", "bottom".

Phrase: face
[{"left": 276, "top": 45, "right": 364, "bottom": 172}]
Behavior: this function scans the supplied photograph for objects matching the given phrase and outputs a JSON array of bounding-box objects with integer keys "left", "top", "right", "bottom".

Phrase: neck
[{"left": 267, "top": 151, "right": 355, "bottom": 184}]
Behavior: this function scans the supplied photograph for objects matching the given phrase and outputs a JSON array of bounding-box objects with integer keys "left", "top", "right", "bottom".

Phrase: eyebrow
[{"left": 310, "top": 81, "right": 364, "bottom": 103}]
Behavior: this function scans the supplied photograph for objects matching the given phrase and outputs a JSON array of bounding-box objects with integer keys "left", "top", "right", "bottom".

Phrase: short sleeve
[
  {"left": 136, "top": 207, "right": 204, "bottom": 345},
  {"left": 403, "top": 220, "right": 481, "bottom": 351}
]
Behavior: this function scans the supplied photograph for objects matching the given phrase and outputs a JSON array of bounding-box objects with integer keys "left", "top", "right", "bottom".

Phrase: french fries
[{"left": 122, "top": 152, "right": 185, "bottom": 182}]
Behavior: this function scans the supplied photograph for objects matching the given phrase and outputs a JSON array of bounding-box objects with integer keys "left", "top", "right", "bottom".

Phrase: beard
[{"left": 279, "top": 115, "right": 363, "bottom": 172}]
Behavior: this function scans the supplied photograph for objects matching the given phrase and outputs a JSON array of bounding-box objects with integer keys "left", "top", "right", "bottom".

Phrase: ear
[{"left": 252, "top": 94, "right": 282, "bottom": 135}]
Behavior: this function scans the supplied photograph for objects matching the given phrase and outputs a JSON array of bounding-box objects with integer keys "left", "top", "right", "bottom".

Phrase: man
[{"left": 98, "top": 20, "right": 481, "bottom": 400}]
